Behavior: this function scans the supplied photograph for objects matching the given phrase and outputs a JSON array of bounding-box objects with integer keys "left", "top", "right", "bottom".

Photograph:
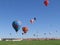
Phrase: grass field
[{"left": 0, "top": 40, "right": 60, "bottom": 45}]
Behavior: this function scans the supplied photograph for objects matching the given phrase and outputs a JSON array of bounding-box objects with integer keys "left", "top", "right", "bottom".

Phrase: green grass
[{"left": 0, "top": 40, "right": 60, "bottom": 45}]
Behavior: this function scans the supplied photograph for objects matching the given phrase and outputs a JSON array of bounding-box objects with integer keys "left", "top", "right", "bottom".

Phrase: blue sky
[{"left": 0, "top": 0, "right": 60, "bottom": 38}]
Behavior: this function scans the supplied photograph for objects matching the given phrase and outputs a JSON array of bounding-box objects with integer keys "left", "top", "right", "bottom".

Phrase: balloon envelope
[
  {"left": 22, "top": 33, "right": 24, "bottom": 35},
  {"left": 12, "top": 20, "right": 21, "bottom": 32},
  {"left": 44, "top": 33, "right": 46, "bottom": 35},
  {"left": 34, "top": 17, "right": 36, "bottom": 20},
  {"left": 22, "top": 26, "right": 28, "bottom": 33},
  {"left": 30, "top": 19, "right": 34, "bottom": 24},
  {"left": 49, "top": 32, "right": 51, "bottom": 35},
  {"left": 56, "top": 30, "right": 58, "bottom": 32},
  {"left": 44, "top": 0, "right": 49, "bottom": 6},
  {"left": 9, "top": 33, "right": 11, "bottom": 35},
  {"left": 33, "top": 34, "right": 35, "bottom": 36}
]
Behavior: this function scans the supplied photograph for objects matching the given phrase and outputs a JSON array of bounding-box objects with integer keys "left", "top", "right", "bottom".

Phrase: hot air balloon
[
  {"left": 34, "top": 17, "right": 36, "bottom": 21},
  {"left": 30, "top": 19, "right": 34, "bottom": 24},
  {"left": 44, "top": 0, "right": 49, "bottom": 6},
  {"left": 44, "top": 33, "right": 46, "bottom": 35},
  {"left": 33, "top": 34, "right": 35, "bottom": 36},
  {"left": 30, "top": 17, "right": 36, "bottom": 24},
  {"left": 56, "top": 30, "right": 58, "bottom": 32},
  {"left": 12, "top": 20, "right": 22, "bottom": 32},
  {"left": 22, "top": 33, "right": 24, "bottom": 35},
  {"left": 49, "top": 32, "right": 51, "bottom": 35},
  {"left": 22, "top": 26, "right": 28, "bottom": 34},
  {"left": 9, "top": 33, "right": 11, "bottom": 35}
]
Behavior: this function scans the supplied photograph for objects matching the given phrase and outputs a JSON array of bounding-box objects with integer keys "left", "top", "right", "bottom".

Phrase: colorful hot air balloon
[
  {"left": 30, "top": 19, "right": 34, "bottom": 24},
  {"left": 44, "top": 0, "right": 49, "bottom": 6},
  {"left": 12, "top": 20, "right": 22, "bottom": 32},
  {"left": 30, "top": 17, "right": 36, "bottom": 24},
  {"left": 22, "top": 26, "right": 28, "bottom": 34}
]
